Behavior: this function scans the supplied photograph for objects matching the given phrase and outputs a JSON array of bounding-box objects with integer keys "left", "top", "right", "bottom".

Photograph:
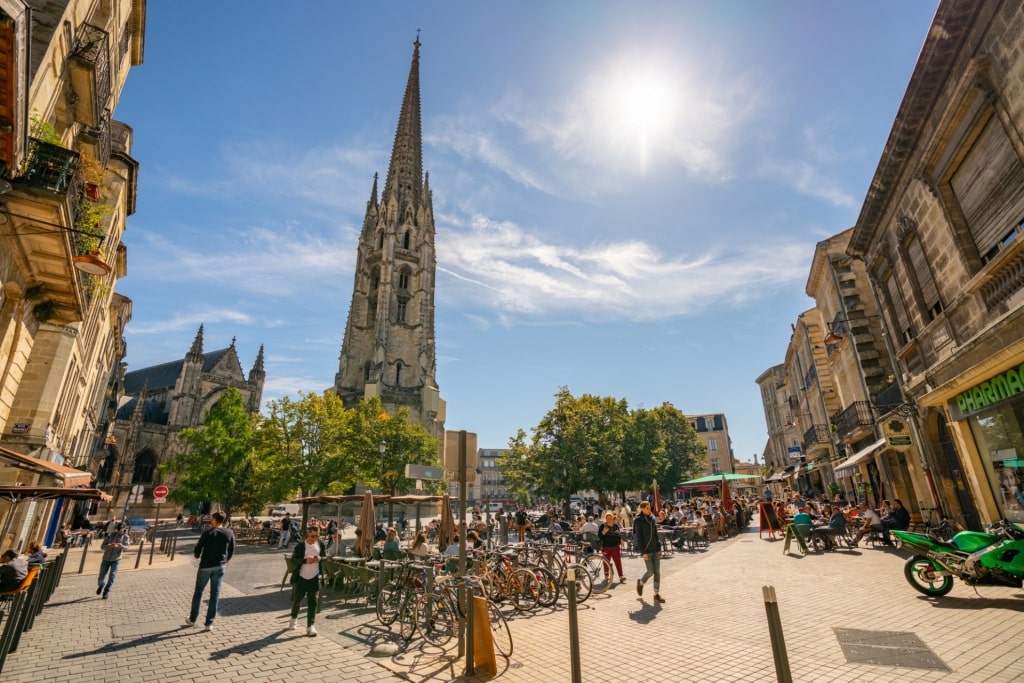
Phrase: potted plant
[
  {"left": 79, "top": 153, "right": 104, "bottom": 201},
  {"left": 32, "top": 300, "right": 58, "bottom": 323}
]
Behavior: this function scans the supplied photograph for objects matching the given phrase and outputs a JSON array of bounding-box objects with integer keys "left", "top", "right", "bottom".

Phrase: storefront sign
[
  {"left": 11, "top": 423, "right": 30, "bottom": 433},
  {"left": 882, "top": 418, "right": 913, "bottom": 451},
  {"left": 952, "top": 365, "right": 1024, "bottom": 418}
]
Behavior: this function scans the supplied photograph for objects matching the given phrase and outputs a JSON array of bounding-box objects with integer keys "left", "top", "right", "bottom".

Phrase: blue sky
[{"left": 114, "top": 1, "right": 939, "bottom": 465}]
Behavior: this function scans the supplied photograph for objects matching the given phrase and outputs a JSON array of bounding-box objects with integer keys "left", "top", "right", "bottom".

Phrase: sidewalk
[{"left": 3, "top": 522, "right": 1022, "bottom": 682}]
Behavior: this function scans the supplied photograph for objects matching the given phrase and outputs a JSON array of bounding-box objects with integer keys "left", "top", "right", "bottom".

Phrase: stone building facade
[
  {"left": 0, "top": 1, "right": 145, "bottom": 543},
  {"left": 333, "top": 39, "right": 445, "bottom": 441},
  {"left": 848, "top": 0, "right": 1024, "bottom": 528},
  {"left": 96, "top": 326, "right": 265, "bottom": 519}
]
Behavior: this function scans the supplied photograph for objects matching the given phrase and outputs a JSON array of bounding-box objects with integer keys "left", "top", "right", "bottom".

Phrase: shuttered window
[
  {"left": 950, "top": 117, "right": 1024, "bottom": 262},
  {"left": 906, "top": 235, "right": 942, "bottom": 321},
  {"left": 884, "top": 271, "right": 913, "bottom": 344}
]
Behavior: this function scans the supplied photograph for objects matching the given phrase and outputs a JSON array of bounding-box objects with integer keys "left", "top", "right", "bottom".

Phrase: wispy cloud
[
  {"left": 758, "top": 122, "right": 860, "bottom": 208},
  {"left": 438, "top": 215, "right": 807, "bottom": 322},
  {"left": 127, "top": 307, "right": 254, "bottom": 335}
]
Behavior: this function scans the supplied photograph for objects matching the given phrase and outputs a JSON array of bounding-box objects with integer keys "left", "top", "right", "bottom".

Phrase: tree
[
  {"left": 648, "top": 402, "right": 706, "bottom": 495},
  {"left": 255, "top": 391, "right": 354, "bottom": 528},
  {"left": 161, "top": 388, "right": 260, "bottom": 521},
  {"left": 347, "top": 397, "right": 440, "bottom": 524}
]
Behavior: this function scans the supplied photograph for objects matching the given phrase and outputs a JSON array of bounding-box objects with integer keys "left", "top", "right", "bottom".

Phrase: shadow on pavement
[
  {"left": 209, "top": 630, "right": 296, "bottom": 660},
  {"left": 627, "top": 601, "right": 662, "bottom": 624},
  {"left": 218, "top": 592, "right": 291, "bottom": 617},
  {"left": 914, "top": 594, "right": 1024, "bottom": 610},
  {"left": 62, "top": 628, "right": 194, "bottom": 659}
]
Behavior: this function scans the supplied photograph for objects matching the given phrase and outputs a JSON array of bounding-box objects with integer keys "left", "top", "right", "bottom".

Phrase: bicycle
[{"left": 414, "top": 573, "right": 513, "bottom": 657}]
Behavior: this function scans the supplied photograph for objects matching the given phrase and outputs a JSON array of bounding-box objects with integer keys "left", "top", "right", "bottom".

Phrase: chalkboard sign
[{"left": 759, "top": 502, "right": 781, "bottom": 537}]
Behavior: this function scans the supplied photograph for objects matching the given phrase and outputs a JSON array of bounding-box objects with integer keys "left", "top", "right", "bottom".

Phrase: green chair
[{"left": 281, "top": 555, "right": 301, "bottom": 591}]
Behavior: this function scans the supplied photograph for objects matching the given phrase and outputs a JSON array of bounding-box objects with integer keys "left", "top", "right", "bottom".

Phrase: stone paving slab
[{"left": 4, "top": 521, "right": 1024, "bottom": 682}]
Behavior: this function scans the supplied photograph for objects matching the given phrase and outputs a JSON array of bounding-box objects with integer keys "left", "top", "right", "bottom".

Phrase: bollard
[
  {"left": 149, "top": 533, "right": 157, "bottom": 566},
  {"left": 566, "top": 568, "right": 582, "bottom": 683},
  {"left": 135, "top": 538, "right": 144, "bottom": 569},
  {"left": 77, "top": 536, "right": 91, "bottom": 574},
  {"left": 763, "top": 585, "right": 793, "bottom": 683},
  {"left": 465, "top": 580, "right": 475, "bottom": 676},
  {"left": 170, "top": 535, "right": 177, "bottom": 561}
]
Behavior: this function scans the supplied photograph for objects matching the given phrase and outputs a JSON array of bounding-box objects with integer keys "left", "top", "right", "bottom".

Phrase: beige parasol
[
  {"left": 356, "top": 490, "right": 377, "bottom": 558},
  {"left": 437, "top": 494, "right": 457, "bottom": 550}
]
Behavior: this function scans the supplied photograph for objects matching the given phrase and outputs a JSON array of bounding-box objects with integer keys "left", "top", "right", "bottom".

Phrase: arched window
[
  {"left": 396, "top": 300, "right": 407, "bottom": 323},
  {"left": 398, "top": 268, "right": 410, "bottom": 290},
  {"left": 98, "top": 450, "right": 117, "bottom": 484},
  {"left": 377, "top": 231, "right": 385, "bottom": 249},
  {"left": 395, "top": 361, "right": 403, "bottom": 386},
  {"left": 132, "top": 450, "right": 157, "bottom": 484},
  {"left": 370, "top": 268, "right": 380, "bottom": 290},
  {"left": 403, "top": 230, "right": 411, "bottom": 249}
]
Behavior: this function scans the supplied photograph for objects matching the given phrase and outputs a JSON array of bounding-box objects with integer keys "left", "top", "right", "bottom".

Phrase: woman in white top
[{"left": 410, "top": 531, "right": 431, "bottom": 558}]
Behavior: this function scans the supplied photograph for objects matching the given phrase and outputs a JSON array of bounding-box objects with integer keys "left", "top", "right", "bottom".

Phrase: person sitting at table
[
  {"left": 880, "top": 498, "right": 911, "bottom": 546},
  {"left": 812, "top": 505, "right": 848, "bottom": 550},
  {"left": 410, "top": 532, "right": 431, "bottom": 558},
  {"left": 466, "top": 530, "right": 483, "bottom": 550},
  {"left": 573, "top": 515, "right": 587, "bottom": 533},
  {"left": 25, "top": 541, "right": 46, "bottom": 565},
  {"left": 852, "top": 502, "right": 885, "bottom": 546},
  {"left": 382, "top": 528, "right": 401, "bottom": 560},
  {"left": 58, "top": 523, "right": 74, "bottom": 548},
  {"left": 792, "top": 507, "right": 813, "bottom": 526},
  {"left": 0, "top": 550, "right": 27, "bottom": 592}
]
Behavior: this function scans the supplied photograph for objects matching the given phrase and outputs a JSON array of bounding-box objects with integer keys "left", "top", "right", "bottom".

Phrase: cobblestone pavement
[{"left": 4, "top": 522, "right": 1023, "bottom": 682}]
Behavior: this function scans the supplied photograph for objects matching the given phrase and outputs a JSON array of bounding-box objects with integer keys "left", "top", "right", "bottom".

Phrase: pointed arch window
[
  {"left": 377, "top": 231, "right": 385, "bottom": 250},
  {"left": 370, "top": 268, "right": 380, "bottom": 290},
  {"left": 396, "top": 300, "right": 407, "bottom": 324},
  {"left": 132, "top": 449, "right": 157, "bottom": 484},
  {"left": 403, "top": 230, "right": 411, "bottom": 249},
  {"left": 398, "top": 268, "right": 411, "bottom": 291},
  {"left": 395, "top": 361, "right": 403, "bottom": 386}
]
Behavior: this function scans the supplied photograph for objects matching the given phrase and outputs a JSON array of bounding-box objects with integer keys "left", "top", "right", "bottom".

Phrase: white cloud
[
  {"left": 438, "top": 215, "right": 808, "bottom": 322},
  {"left": 127, "top": 307, "right": 254, "bottom": 335}
]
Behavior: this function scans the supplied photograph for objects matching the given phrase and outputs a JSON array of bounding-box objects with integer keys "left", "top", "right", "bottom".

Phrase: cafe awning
[
  {"left": 833, "top": 438, "right": 886, "bottom": 478},
  {"left": 0, "top": 446, "right": 92, "bottom": 487}
]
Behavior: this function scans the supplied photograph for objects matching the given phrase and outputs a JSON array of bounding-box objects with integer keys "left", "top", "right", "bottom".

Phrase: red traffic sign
[{"left": 153, "top": 485, "right": 169, "bottom": 499}]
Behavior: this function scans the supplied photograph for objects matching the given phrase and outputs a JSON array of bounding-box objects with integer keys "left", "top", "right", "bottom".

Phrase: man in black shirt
[
  {"left": 514, "top": 504, "right": 529, "bottom": 543},
  {"left": 880, "top": 498, "right": 911, "bottom": 546},
  {"left": 185, "top": 511, "right": 234, "bottom": 631},
  {"left": 0, "top": 550, "right": 27, "bottom": 591}
]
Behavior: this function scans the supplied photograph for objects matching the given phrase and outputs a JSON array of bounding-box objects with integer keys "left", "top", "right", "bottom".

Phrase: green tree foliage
[
  {"left": 161, "top": 388, "right": 260, "bottom": 520},
  {"left": 255, "top": 391, "right": 354, "bottom": 527},
  {"left": 502, "top": 390, "right": 706, "bottom": 512},
  {"left": 347, "top": 397, "right": 440, "bottom": 523}
]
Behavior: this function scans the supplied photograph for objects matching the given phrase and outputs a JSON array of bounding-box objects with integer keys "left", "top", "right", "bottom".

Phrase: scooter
[{"left": 893, "top": 519, "right": 1024, "bottom": 597}]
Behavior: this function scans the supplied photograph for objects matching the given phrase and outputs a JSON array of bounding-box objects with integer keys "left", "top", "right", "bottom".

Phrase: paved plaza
[{"left": 3, "top": 521, "right": 1023, "bottom": 682}]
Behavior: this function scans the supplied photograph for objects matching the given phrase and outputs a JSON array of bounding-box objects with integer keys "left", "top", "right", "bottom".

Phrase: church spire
[
  {"left": 381, "top": 37, "right": 423, "bottom": 205},
  {"left": 187, "top": 324, "right": 204, "bottom": 362}
]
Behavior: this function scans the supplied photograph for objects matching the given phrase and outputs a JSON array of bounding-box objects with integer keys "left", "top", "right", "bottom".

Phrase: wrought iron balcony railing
[
  {"left": 830, "top": 401, "right": 874, "bottom": 442},
  {"left": 802, "top": 424, "right": 832, "bottom": 453},
  {"left": 17, "top": 138, "right": 82, "bottom": 196}
]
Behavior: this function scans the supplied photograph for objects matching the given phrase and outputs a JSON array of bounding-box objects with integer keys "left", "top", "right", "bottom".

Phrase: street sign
[
  {"left": 153, "top": 497, "right": 166, "bottom": 504},
  {"left": 405, "top": 464, "right": 444, "bottom": 480},
  {"left": 129, "top": 484, "right": 144, "bottom": 504},
  {"left": 153, "top": 485, "right": 169, "bottom": 499}
]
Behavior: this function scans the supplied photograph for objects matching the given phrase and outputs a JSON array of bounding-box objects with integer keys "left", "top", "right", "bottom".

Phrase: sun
[{"left": 601, "top": 63, "right": 679, "bottom": 171}]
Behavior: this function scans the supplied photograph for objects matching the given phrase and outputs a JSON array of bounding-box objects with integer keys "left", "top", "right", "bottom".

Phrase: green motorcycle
[{"left": 892, "top": 519, "right": 1024, "bottom": 597}]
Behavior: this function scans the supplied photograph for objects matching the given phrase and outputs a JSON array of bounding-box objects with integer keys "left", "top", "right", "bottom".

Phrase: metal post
[
  {"left": 457, "top": 430, "right": 469, "bottom": 661},
  {"left": 566, "top": 567, "right": 582, "bottom": 683},
  {"left": 170, "top": 535, "right": 177, "bottom": 561},
  {"left": 465, "top": 575, "right": 475, "bottom": 676},
  {"left": 134, "top": 537, "right": 144, "bottom": 569},
  {"left": 77, "top": 535, "right": 91, "bottom": 574},
  {"left": 763, "top": 585, "right": 793, "bottom": 683}
]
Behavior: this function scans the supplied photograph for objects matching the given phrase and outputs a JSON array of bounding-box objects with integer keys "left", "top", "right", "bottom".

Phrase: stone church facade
[
  {"left": 334, "top": 39, "right": 445, "bottom": 440},
  {"left": 97, "top": 325, "right": 265, "bottom": 518}
]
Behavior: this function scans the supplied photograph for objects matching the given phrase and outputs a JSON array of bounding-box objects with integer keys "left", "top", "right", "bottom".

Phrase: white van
[
  {"left": 270, "top": 503, "right": 300, "bottom": 517},
  {"left": 486, "top": 503, "right": 505, "bottom": 514}
]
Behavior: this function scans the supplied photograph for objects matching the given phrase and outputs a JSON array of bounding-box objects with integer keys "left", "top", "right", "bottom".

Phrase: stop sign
[{"left": 153, "top": 485, "right": 169, "bottom": 499}]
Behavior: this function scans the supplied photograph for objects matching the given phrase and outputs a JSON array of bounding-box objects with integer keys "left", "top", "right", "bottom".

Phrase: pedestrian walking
[
  {"left": 185, "top": 511, "right": 234, "bottom": 632},
  {"left": 634, "top": 500, "right": 665, "bottom": 603},
  {"left": 599, "top": 512, "right": 626, "bottom": 583},
  {"left": 277, "top": 513, "right": 292, "bottom": 549},
  {"left": 97, "top": 522, "right": 129, "bottom": 599},
  {"left": 288, "top": 526, "right": 326, "bottom": 637},
  {"left": 514, "top": 503, "right": 529, "bottom": 543}
]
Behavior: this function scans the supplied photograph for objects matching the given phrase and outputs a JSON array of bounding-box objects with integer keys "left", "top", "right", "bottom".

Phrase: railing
[
  {"left": 830, "top": 401, "right": 874, "bottom": 442},
  {"left": 801, "top": 424, "right": 832, "bottom": 453},
  {"left": 71, "top": 24, "right": 112, "bottom": 126},
  {"left": 16, "top": 138, "right": 82, "bottom": 195}
]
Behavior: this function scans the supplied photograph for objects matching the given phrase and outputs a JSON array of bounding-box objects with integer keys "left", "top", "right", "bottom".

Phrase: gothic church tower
[{"left": 334, "top": 39, "right": 445, "bottom": 439}]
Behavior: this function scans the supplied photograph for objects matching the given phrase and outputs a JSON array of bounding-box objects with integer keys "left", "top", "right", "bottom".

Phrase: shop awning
[
  {"left": 764, "top": 465, "right": 796, "bottom": 483},
  {"left": 833, "top": 438, "right": 886, "bottom": 478},
  {"left": 0, "top": 446, "right": 92, "bottom": 487}
]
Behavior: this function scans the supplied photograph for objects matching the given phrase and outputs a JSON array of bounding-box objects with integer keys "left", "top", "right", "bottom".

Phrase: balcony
[
  {"left": 69, "top": 24, "right": 112, "bottom": 128},
  {"left": 802, "top": 424, "right": 832, "bottom": 453},
  {"left": 830, "top": 401, "right": 875, "bottom": 443}
]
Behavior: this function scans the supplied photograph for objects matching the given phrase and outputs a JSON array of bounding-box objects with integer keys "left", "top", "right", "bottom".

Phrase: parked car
[{"left": 126, "top": 517, "right": 148, "bottom": 530}]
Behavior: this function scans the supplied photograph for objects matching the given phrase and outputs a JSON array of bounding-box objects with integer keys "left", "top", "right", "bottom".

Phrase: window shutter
[
  {"left": 951, "top": 117, "right": 1024, "bottom": 259},
  {"left": 906, "top": 236, "right": 941, "bottom": 319}
]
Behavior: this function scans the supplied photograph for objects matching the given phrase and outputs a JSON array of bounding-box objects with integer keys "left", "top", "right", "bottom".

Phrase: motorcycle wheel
[{"left": 904, "top": 555, "right": 953, "bottom": 596}]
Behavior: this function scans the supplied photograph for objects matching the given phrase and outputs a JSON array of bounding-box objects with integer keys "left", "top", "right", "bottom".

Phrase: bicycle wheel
[
  {"left": 580, "top": 553, "right": 612, "bottom": 594},
  {"left": 530, "top": 566, "right": 559, "bottom": 608},
  {"left": 487, "top": 599, "right": 513, "bottom": 657},
  {"left": 563, "top": 563, "right": 592, "bottom": 603},
  {"left": 509, "top": 568, "right": 540, "bottom": 611},
  {"left": 398, "top": 593, "right": 418, "bottom": 641},
  {"left": 376, "top": 581, "right": 402, "bottom": 626},
  {"left": 416, "top": 593, "right": 457, "bottom": 647}
]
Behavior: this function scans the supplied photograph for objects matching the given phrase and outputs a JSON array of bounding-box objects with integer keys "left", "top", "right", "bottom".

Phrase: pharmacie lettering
[{"left": 956, "top": 366, "right": 1024, "bottom": 414}]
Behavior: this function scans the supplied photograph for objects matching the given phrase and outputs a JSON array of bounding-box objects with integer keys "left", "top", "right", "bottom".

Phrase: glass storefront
[{"left": 967, "top": 397, "right": 1024, "bottom": 523}]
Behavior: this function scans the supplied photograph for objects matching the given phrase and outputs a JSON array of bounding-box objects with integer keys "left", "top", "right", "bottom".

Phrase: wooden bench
[{"left": 234, "top": 527, "right": 270, "bottom": 545}]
